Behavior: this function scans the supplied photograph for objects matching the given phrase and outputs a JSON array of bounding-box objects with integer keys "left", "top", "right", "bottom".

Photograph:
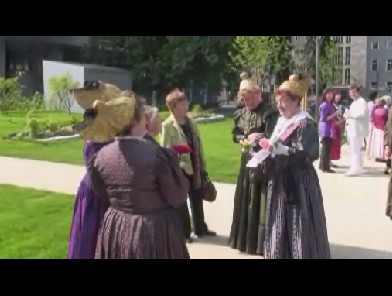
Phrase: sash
[{"left": 246, "top": 111, "right": 313, "bottom": 168}]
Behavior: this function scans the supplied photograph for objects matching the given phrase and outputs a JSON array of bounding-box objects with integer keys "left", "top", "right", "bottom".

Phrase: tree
[
  {"left": 48, "top": 74, "right": 79, "bottom": 114},
  {"left": 230, "top": 36, "right": 293, "bottom": 89},
  {"left": 301, "top": 36, "right": 339, "bottom": 86},
  {"left": 0, "top": 77, "right": 23, "bottom": 114},
  {"left": 82, "top": 36, "right": 238, "bottom": 103}
]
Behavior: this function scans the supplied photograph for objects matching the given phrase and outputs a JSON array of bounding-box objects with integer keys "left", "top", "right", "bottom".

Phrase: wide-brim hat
[
  {"left": 71, "top": 80, "right": 122, "bottom": 110},
  {"left": 73, "top": 95, "right": 137, "bottom": 143}
]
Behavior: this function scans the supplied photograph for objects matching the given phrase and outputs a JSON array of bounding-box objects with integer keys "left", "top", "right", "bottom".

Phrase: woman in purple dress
[
  {"left": 318, "top": 88, "right": 339, "bottom": 173},
  {"left": 67, "top": 140, "right": 111, "bottom": 259},
  {"left": 67, "top": 80, "right": 123, "bottom": 259}
]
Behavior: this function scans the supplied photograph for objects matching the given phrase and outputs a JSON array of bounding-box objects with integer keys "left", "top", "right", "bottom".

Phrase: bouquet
[
  {"left": 171, "top": 143, "right": 193, "bottom": 155},
  {"left": 239, "top": 139, "right": 250, "bottom": 153}
]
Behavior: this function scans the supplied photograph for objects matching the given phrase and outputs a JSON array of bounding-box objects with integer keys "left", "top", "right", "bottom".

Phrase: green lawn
[
  {"left": 0, "top": 184, "right": 73, "bottom": 259},
  {"left": 0, "top": 111, "right": 240, "bottom": 183}
]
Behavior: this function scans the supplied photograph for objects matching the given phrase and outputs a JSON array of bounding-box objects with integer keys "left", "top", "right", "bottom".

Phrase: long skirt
[
  {"left": 228, "top": 152, "right": 267, "bottom": 256},
  {"left": 264, "top": 158, "right": 330, "bottom": 259},
  {"left": 368, "top": 128, "right": 386, "bottom": 159},
  {"left": 67, "top": 174, "right": 109, "bottom": 259},
  {"left": 95, "top": 207, "right": 190, "bottom": 259},
  {"left": 387, "top": 176, "right": 392, "bottom": 220},
  {"left": 330, "top": 123, "right": 342, "bottom": 161}
]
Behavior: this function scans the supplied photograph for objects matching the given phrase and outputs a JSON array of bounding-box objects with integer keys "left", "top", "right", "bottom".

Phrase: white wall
[{"left": 42, "top": 60, "right": 85, "bottom": 114}]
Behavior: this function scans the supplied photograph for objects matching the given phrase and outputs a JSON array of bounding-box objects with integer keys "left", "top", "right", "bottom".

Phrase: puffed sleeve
[
  {"left": 87, "top": 153, "right": 109, "bottom": 201},
  {"left": 387, "top": 107, "right": 392, "bottom": 148},
  {"left": 319, "top": 102, "right": 330, "bottom": 123},
  {"left": 232, "top": 109, "right": 244, "bottom": 143},
  {"left": 156, "top": 147, "right": 190, "bottom": 207},
  {"left": 287, "top": 119, "right": 320, "bottom": 162}
]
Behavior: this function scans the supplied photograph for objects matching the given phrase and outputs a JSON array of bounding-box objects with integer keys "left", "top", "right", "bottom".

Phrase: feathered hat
[
  {"left": 276, "top": 74, "right": 311, "bottom": 109},
  {"left": 73, "top": 94, "right": 138, "bottom": 143},
  {"left": 239, "top": 71, "right": 260, "bottom": 93},
  {"left": 72, "top": 80, "right": 122, "bottom": 110}
]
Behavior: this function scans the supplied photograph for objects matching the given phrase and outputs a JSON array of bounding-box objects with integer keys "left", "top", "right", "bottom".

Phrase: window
[
  {"left": 294, "top": 36, "right": 299, "bottom": 41},
  {"left": 387, "top": 82, "right": 392, "bottom": 93},
  {"left": 345, "top": 47, "right": 351, "bottom": 65},
  {"left": 344, "top": 68, "right": 351, "bottom": 85},
  {"left": 372, "top": 42, "right": 379, "bottom": 50},
  {"left": 371, "top": 82, "right": 378, "bottom": 89},
  {"left": 7, "top": 52, "right": 30, "bottom": 73},
  {"left": 371, "top": 59, "right": 378, "bottom": 71},
  {"left": 334, "top": 36, "right": 343, "bottom": 44},
  {"left": 387, "top": 59, "right": 392, "bottom": 71},
  {"left": 336, "top": 47, "right": 343, "bottom": 65},
  {"left": 346, "top": 36, "right": 351, "bottom": 43}
]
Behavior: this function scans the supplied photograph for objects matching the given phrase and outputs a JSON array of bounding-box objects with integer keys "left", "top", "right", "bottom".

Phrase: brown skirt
[{"left": 95, "top": 207, "right": 190, "bottom": 259}]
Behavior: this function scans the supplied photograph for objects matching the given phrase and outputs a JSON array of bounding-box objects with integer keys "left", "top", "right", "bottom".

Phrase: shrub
[
  {"left": 191, "top": 104, "right": 203, "bottom": 113},
  {"left": 27, "top": 118, "right": 39, "bottom": 138},
  {"left": 0, "top": 77, "right": 23, "bottom": 114},
  {"left": 48, "top": 121, "right": 58, "bottom": 133}
]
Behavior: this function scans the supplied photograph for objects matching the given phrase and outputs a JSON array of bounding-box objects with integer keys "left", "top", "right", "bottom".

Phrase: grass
[
  {"left": 0, "top": 110, "right": 240, "bottom": 183},
  {"left": 0, "top": 184, "right": 73, "bottom": 259}
]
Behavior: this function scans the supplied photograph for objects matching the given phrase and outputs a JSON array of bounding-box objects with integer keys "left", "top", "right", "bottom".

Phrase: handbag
[{"left": 200, "top": 170, "right": 217, "bottom": 202}]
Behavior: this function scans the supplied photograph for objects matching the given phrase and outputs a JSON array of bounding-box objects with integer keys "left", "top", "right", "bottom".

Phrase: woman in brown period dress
[
  {"left": 228, "top": 71, "right": 279, "bottom": 256},
  {"left": 73, "top": 93, "right": 190, "bottom": 259},
  {"left": 260, "top": 74, "right": 330, "bottom": 259}
]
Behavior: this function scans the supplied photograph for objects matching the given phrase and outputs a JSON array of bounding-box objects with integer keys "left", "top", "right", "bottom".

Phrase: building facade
[
  {"left": 0, "top": 36, "right": 89, "bottom": 94},
  {"left": 290, "top": 36, "right": 392, "bottom": 96}
]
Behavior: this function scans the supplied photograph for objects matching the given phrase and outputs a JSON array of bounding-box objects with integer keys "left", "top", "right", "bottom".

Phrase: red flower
[
  {"left": 259, "top": 138, "right": 270, "bottom": 150},
  {"left": 171, "top": 144, "right": 193, "bottom": 155}
]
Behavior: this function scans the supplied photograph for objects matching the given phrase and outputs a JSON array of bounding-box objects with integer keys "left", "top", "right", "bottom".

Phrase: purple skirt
[{"left": 67, "top": 174, "right": 109, "bottom": 259}]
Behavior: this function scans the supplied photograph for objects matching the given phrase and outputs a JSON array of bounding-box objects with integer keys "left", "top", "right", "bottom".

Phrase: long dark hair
[{"left": 321, "top": 88, "right": 334, "bottom": 103}]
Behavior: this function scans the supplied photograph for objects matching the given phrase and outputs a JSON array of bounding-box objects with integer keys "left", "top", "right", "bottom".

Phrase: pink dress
[
  {"left": 368, "top": 106, "right": 388, "bottom": 159},
  {"left": 330, "top": 104, "right": 342, "bottom": 161}
]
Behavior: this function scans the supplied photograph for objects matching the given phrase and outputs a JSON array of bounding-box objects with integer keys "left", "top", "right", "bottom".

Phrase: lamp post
[{"left": 315, "top": 36, "right": 323, "bottom": 121}]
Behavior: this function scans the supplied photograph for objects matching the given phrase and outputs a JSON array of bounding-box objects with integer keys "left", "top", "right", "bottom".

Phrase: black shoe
[
  {"left": 197, "top": 230, "right": 217, "bottom": 238},
  {"left": 384, "top": 169, "right": 389, "bottom": 175},
  {"left": 323, "top": 169, "right": 335, "bottom": 173}
]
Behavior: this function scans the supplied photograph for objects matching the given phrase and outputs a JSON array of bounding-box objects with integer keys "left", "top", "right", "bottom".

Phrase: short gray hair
[{"left": 144, "top": 105, "right": 159, "bottom": 123}]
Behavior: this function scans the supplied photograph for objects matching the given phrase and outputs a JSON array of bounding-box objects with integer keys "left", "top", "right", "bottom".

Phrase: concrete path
[{"left": 1, "top": 146, "right": 392, "bottom": 259}]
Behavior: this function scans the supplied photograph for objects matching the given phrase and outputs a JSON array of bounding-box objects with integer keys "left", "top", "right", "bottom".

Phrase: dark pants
[
  {"left": 319, "top": 137, "right": 332, "bottom": 171},
  {"left": 175, "top": 174, "right": 208, "bottom": 238},
  {"left": 387, "top": 159, "right": 391, "bottom": 170}
]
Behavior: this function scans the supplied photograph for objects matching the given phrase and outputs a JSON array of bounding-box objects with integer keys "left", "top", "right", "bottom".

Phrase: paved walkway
[{"left": 1, "top": 146, "right": 392, "bottom": 259}]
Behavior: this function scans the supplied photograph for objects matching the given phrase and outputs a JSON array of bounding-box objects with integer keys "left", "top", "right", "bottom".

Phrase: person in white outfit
[{"left": 345, "top": 84, "right": 369, "bottom": 176}]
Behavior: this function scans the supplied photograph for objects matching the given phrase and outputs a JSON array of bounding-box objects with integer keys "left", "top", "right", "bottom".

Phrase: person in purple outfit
[
  {"left": 318, "top": 88, "right": 339, "bottom": 173},
  {"left": 67, "top": 140, "right": 111, "bottom": 259},
  {"left": 67, "top": 80, "right": 123, "bottom": 259}
]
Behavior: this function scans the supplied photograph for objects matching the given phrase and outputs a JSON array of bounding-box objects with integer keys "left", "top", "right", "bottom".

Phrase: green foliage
[
  {"left": 191, "top": 104, "right": 203, "bottom": 113},
  {"left": 26, "top": 118, "right": 39, "bottom": 138},
  {"left": 48, "top": 74, "right": 79, "bottom": 114},
  {"left": 48, "top": 121, "right": 58, "bottom": 133},
  {"left": 82, "top": 36, "right": 237, "bottom": 102},
  {"left": 230, "top": 36, "right": 293, "bottom": 86},
  {"left": 302, "top": 36, "right": 339, "bottom": 85},
  {"left": 0, "top": 78, "right": 45, "bottom": 114},
  {"left": 0, "top": 77, "right": 24, "bottom": 114},
  {"left": 319, "top": 37, "right": 339, "bottom": 86}
]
